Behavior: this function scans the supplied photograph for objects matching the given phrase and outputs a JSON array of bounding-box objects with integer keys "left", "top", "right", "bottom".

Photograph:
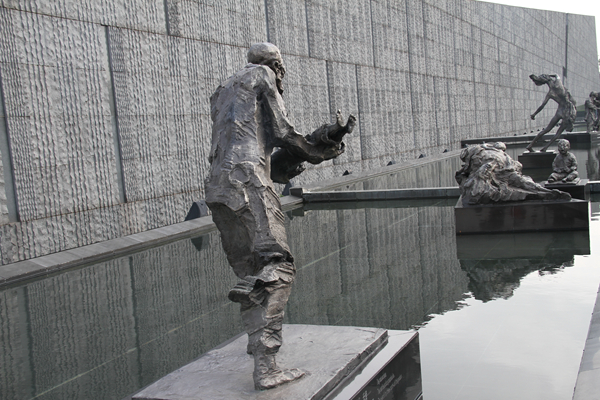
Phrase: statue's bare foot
[
  {"left": 255, "top": 368, "right": 305, "bottom": 390},
  {"left": 525, "top": 145, "right": 535, "bottom": 152}
]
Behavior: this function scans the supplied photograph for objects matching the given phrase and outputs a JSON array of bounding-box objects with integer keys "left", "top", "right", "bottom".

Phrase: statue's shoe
[
  {"left": 227, "top": 280, "right": 254, "bottom": 303},
  {"left": 255, "top": 368, "right": 305, "bottom": 390}
]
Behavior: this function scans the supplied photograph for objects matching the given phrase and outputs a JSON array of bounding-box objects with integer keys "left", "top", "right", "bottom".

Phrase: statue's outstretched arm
[
  {"left": 255, "top": 67, "right": 355, "bottom": 183},
  {"left": 270, "top": 113, "right": 356, "bottom": 184},
  {"left": 531, "top": 93, "right": 551, "bottom": 119}
]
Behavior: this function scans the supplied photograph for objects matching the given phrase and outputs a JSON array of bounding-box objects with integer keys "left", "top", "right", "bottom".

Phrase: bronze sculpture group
[
  {"left": 203, "top": 44, "right": 582, "bottom": 390},
  {"left": 204, "top": 43, "right": 354, "bottom": 390},
  {"left": 455, "top": 142, "right": 570, "bottom": 205}
]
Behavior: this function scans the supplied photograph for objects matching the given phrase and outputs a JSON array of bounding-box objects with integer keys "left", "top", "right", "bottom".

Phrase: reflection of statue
[
  {"left": 204, "top": 43, "right": 354, "bottom": 390},
  {"left": 548, "top": 139, "right": 580, "bottom": 184},
  {"left": 526, "top": 74, "right": 576, "bottom": 153},
  {"left": 455, "top": 142, "right": 570, "bottom": 205},
  {"left": 460, "top": 259, "right": 572, "bottom": 302},
  {"left": 584, "top": 91, "right": 600, "bottom": 133}
]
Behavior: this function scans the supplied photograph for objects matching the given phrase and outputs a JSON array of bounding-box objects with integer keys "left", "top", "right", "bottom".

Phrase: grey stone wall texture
[{"left": 0, "top": 0, "right": 598, "bottom": 265}]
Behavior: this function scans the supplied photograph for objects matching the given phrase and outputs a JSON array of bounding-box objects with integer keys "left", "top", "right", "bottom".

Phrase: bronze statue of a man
[
  {"left": 526, "top": 74, "right": 576, "bottom": 153},
  {"left": 204, "top": 43, "right": 354, "bottom": 390}
]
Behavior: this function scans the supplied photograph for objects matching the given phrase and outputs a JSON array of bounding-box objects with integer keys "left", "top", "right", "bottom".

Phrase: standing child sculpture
[
  {"left": 204, "top": 42, "right": 355, "bottom": 390},
  {"left": 526, "top": 74, "right": 576, "bottom": 153},
  {"left": 547, "top": 139, "right": 580, "bottom": 184}
]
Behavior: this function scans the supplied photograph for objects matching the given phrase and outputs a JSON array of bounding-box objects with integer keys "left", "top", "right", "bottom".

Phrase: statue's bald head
[
  {"left": 248, "top": 42, "right": 286, "bottom": 94},
  {"left": 248, "top": 43, "right": 282, "bottom": 65}
]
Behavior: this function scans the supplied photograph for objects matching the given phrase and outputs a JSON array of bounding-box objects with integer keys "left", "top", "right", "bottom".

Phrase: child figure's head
[{"left": 557, "top": 139, "right": 570, "bottom": 155}]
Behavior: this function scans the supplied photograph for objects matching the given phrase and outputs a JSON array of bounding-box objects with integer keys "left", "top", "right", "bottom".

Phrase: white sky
[{"left": 480, "top": 0, "right": 600, "bottom": 55}]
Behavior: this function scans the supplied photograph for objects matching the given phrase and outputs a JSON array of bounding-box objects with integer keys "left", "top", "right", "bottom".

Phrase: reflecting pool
[{"left": 0, "top": 153, "right": 599, "bottom": 400}]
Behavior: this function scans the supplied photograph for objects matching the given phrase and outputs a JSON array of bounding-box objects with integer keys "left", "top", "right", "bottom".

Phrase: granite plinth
[
  {"left": 562, "top": 132, "right": 599, "bottom": 143},
  {"left": 132, "top": 325, "right": 398, "bottom": 400},
  {"left": 328, "top": 330, "right": 421, "bottom": 400},
  {"left": 544, "top": 179, "right": 588, "bottom": 200},
  {"left": 518, "top": 151, "right": 556, "bottom": 169},
  {"left": 455, "top": 197, "right": 589, "bottom": 234}
]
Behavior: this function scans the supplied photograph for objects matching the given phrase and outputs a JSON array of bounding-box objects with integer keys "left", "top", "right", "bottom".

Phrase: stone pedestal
[
  {"left": 562, "top": 132, "right": 600, "bottom": 144},
  {"left": 132, "top": 325, "right": 421, "bottom": 400},
  {"left": 544, "top": 179, "right": 588, "bottom": 200},
  {"left": 455, "top": 197, "right": 589, "bottom": 234},
  {"left": 518, "top": 151, "right": 556, "bottom": 169}
]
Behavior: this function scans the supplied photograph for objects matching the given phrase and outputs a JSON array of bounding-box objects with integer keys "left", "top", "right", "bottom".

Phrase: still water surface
[{"left": 0, "top": 146, "right": 599, "bottom": 400}]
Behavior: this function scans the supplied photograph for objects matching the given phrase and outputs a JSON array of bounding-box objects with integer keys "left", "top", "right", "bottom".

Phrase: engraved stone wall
[{"left": 0, "top": 0, "right": 598, "bottom": 265}]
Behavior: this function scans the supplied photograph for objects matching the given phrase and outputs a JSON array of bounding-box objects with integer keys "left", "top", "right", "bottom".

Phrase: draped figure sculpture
[
  {"left": 455, "top": 142, "right": 570, "bottom": 205},
  {"left": 204, "top": 43, "right": 355, "bottom": 390}
]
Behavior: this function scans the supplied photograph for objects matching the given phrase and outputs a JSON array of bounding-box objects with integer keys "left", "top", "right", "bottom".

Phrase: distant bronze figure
[
  {"left": 584, "top": 91, "right": 600, "bottom": 133},
  {"left": 548, "top": 139, "right": 580, "bottom": 184},
  {"left": 526, "top": 74, "right": 576, "bottom": 153},
  {"left": 455, "top": 142, "right": 570, "bottom": 205},
  {"left": 204, "top": 42, "right": 355, "bottom": 390}
]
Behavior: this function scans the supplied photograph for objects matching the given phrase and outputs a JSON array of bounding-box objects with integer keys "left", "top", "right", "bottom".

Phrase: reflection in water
[
  {"left": 0, "top": 203, "right": 469, "bottom": 399},
  {"left": 461, "top": 259, "right": 572, "bottom": 302},
  {"left": 0, "top": 196, "right": 597, "bottom": 399},
  {"left": 286, "top": 203, "right": 468, "bottom": 331},
  {"left": 585, "top": 144, "right": 600, "bottom": 179},
  {"left": 457, "top": 230, "right": 590, "bottom": 302}
]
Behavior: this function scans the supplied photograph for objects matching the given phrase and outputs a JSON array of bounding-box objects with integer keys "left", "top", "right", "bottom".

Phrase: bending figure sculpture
[
  {"left": 204, "top": 43, "right": 355, "bottom": 390},
  {"left": 548, "top": 139, "right": 580, "bottom": 184},
  {"left": 526, "top": 74, "right": 576, "bottom": 153},
  {"left": 455, "top": 142, "right": 570, "bottom": 205}
]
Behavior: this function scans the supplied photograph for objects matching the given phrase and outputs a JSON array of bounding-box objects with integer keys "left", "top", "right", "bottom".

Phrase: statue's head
[
  {"left": 557, "top": 139, "right": 570, "bottom": 154},
  {"left": 248, "top": 43, "right": 286, "bottom": 94},
  {"left": 529, "top": 74, "right": 558, "bottom": 86}
]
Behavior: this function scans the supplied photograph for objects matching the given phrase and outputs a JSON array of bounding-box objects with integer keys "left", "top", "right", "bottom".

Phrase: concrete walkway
[{"left": 573, "top": 282, "right": 600, "bottom": 400}]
